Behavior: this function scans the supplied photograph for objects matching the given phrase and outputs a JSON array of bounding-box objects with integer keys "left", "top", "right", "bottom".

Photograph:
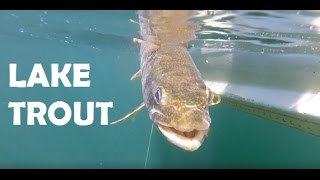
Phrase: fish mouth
[{"left": 157, "top": 124, "right": 209, "bottom": 152}]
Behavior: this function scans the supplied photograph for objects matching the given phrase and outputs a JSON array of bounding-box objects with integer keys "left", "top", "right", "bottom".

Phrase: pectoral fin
[
  {"left": 111, "top": 102, "right": 145, "bottom": 125},
  {"left": 130, "top": 69, "right": 141, "bottom": 80},
  {"left": 133, "top": 38, "right": 143, "bottom": 45},
  {"left": 210, "top": 91, "right": 221, "bottom": 106},
  {"left": 206, "top": 87, "right": 221, "bottom": 106},
  {"left": 129, "top": 19, "right": 139, "bottom": 25}
]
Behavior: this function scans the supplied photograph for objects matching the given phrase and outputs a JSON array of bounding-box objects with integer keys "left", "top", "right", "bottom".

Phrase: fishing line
[{"left": 144, "top": 123, "right": 154, "bottom": 168}]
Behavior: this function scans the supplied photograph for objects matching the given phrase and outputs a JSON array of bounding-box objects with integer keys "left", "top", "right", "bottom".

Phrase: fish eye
[{"left": 154, "top": 88, "right": 162, "bottom": 104}]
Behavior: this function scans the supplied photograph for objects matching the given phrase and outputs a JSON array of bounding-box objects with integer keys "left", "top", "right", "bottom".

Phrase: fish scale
[{"left": 113, "top": 10, "right": 221, "bottom": 151}]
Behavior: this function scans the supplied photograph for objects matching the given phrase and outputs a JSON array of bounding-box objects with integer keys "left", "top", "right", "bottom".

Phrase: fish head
[{"left": 148, "top": 83, "right": 220, "bottom": 151}]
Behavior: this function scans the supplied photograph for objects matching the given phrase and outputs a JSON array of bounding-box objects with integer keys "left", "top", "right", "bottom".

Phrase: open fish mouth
[{"left": 157, "top": 124, "right": 209, "bottom": 151}]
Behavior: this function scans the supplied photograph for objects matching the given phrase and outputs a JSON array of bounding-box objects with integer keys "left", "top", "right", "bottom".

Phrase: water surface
[{"left": 0, "top": 10, "right": 320, "bottom": 168}]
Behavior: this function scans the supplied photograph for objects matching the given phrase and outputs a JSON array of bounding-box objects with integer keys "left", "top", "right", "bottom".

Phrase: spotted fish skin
[{"left": 136, "top": 10, "right": 220, "bottom": 151}]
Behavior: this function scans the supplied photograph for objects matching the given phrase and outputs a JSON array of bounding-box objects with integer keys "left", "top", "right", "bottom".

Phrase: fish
[{"left": 111, "top": 10, "right": 221, "bottom": 151}]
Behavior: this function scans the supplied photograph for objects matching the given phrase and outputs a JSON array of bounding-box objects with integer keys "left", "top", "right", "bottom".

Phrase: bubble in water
[
  {"left": 205, "top": 60, "right": 209, "bottom": 63},
  {"left": 65, "top": 20, "right": 70, "bottom": 24},
  {"left": 89, "top": 27, "right": 97, "bottom": 31},
  {"left": 40, "top": 16, "right": 48, "bottom": 25},
  {"left": 310, "top": 26, "right": 313, "bottom": 30},
  {"left": 19, "top": 28, "right": 24, "bottom": 33}
]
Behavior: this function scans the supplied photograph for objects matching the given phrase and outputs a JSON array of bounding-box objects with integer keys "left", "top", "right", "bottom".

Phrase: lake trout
[{"left": 112, "top": 10, "right": 221, "bottom": 151}]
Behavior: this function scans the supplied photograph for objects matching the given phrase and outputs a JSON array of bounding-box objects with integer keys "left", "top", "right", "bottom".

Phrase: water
[{"left": 0, "top": 10, "right": 320, "bottom": 168}]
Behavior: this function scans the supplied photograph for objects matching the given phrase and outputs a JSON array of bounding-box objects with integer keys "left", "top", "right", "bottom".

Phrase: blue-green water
[{"left": 0, "top": 10, "right": 320, "bottom": 168}]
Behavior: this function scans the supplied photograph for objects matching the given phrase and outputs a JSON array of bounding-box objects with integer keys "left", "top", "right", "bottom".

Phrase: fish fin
[
  {"left": 111, "top": 102, "right": 145, "bottom": 125},
  {"left": 129, "top": 19, "right": 139, "bottom": 25},
  {"left": 207, "top": 87, "right": 221, "bottom": 106},
  {"left": 210, "top": 91, "right": 221, "bottom": 105},
  {"left": 130, "top": 69, "right": 141, "bottom": 80},
  {"left": 133, "top": 38, "right": 143, "bottom": 45}
]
